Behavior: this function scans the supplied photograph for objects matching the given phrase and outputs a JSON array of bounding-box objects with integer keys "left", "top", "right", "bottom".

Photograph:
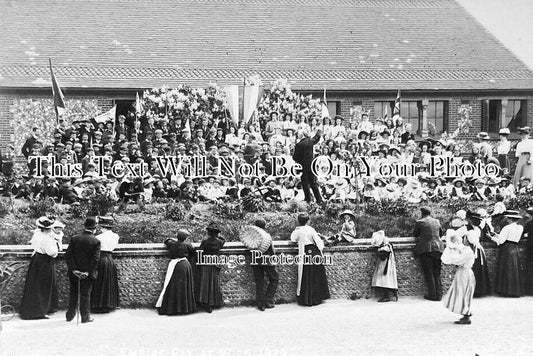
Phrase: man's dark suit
[
  {"left": 413, "top": 215, "right": 444, "bottom": 300},
  {"left": 65, "top": 230, "right": 101, "bottom": 322},
  {"left": 250, "top": 242, "right": 279, "bottom": 309},
  {"left": 292, "top": 133, "right": 323, "bottom": 203}
]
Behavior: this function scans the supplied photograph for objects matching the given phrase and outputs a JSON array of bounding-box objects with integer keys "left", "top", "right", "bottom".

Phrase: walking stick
[{"left": 76, "top": 276, "right": 81, "bottom": 326}]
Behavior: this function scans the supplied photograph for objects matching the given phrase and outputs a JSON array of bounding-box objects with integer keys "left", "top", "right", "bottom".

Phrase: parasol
[{"left": 239, "top": 225, "right": 272, "bottom": 253}]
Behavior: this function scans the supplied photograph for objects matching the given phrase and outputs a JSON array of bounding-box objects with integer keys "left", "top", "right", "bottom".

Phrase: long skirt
[
  {"left": 443, "top": 266, "right": 475, "bottom": 315},
  {"left": 157, "top": 259, "right": 197, "bottom": 315},
  {"left": 198, "top": 265, "right": 223, "bottom": 308},
  {"left": 526, "top": 257, "right": 533, "bottom": 296},
  {"left": 495, "top": 242, "right": 525, "bottom": 297},
  {"left": 473, "top": 249, "right": 491, "bottom": 297},
  {"left": 513, "top": 154, "right": 533, "bottom": 187},
  {"left": 19, "top": 253, "right": 58, "bottom": 320},
  {"left": 371, "top": 250, "right": 398, "bottom": 290},
  {"left": 297, "top": 244, "right": 330, "bottom": 306},
  {"left": 91, "top": 252, "right": 120, "bottom": 312},
  {"left": 498, "top": 154, "right": 510, "bottom": 174}
]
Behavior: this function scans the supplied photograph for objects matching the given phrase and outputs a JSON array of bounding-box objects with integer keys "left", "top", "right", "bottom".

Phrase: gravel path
[{"left": 1, "top": 296, "right": 532, "bottom": 356}]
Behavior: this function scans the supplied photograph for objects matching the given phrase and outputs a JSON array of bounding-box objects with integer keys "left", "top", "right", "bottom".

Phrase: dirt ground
[{"left": 1, "top": 296, "right": 532, "bottom": 356}]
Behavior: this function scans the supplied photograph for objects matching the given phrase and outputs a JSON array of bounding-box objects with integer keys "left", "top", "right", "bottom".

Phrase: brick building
[{"left": 1, "top": 0, "right": 533, "bottom": 151}]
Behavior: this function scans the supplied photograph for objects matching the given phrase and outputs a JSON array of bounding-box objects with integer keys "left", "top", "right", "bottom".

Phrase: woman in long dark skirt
[
  {"left": 461, "top": 212, "right": 491, "bottom": 297},
  {"left": 20, "top": 217, "right": 59, "bottom": 320},
  {"left": 290, "top": 213, "right": 330, "bottom": 306},
  {"left": 156, "top": 229, "right": 197, "bottom": 315},
  {"left": 91, "top": 216, "right": 120, "bottom": 313},
  {"left": 197, "top": 222, "right": 225, "bottom": 313},
  {"left": 490, "top": 211, "right": 525, "bottom": 297},
  {"left": 523, "top": 208, "right": 533, "bottom": 295}
]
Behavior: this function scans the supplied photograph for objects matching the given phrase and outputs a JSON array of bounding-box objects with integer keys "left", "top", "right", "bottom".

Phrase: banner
[
  {"left": 321, "top": 86, "right": 329, "bottom": 119},
  {"left": 94, "top": 105, "right": 117, "bottom": 123},
  {"left": 224, "top": 85, "right": 239, "bottom": 126},
  {"left": 243, "top": 84, "right": 259, "bottom": 124}
]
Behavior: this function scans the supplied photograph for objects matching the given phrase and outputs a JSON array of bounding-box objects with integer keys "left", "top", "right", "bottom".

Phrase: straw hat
[
  {"left": 339, "top": 210, "right": 356, "bottom": 221},
  {"left": 36, "top": 217, "right": 53, "bottom": 229},
  {"left": 99, "top": 216, "right": 115, "bottom": 229},
  {"left": 371, "top": 230, "right": 387, "bottom": 246}
]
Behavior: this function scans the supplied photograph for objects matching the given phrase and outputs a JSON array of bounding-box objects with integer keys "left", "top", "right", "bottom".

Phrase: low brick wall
[{"left": 0, "top": 239, "right": 526, "bottom": 310}]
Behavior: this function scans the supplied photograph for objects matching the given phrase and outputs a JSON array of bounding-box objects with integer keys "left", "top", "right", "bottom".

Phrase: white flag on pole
[
  {"left": 223, "top": 85, "right": 239, "bottom": 126},
  {"left": 94, "top": 105, "right": 117, "bottom": 123}
]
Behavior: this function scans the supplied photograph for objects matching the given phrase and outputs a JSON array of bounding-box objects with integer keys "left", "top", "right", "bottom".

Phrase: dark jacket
[
  {"left": 413, "top": 216, "right": 444, "bottom": 256},
  {"left": 65, "top": 230, "right": 101, "bottom": 279},
  {"left": 292, "top": 134, "right": 321, "bottom": 171}
]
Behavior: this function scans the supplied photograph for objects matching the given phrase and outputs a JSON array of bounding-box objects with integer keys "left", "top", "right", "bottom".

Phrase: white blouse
[
  {"left": 515, "top": 139, "right": 533, "bottom": 157},
  {"left": 96, "top": 230, "right": 120, "bottom": 252},
  {"left": 30, "top": 229, "right": 59, "bottom": 258},
  {"left": 290, "top": 225, "right": 324, "bottom": 251},
  {"left": 493, "top": 222, "right": 523, "bottom": 244},
  {"left": 497, "top": 140, "right": 511, "bottom": 155}
]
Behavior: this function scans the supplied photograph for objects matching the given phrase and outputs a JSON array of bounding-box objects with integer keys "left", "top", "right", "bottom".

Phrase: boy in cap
[{"left": 249, "top": 218, "right": 279, "bottom": 311}]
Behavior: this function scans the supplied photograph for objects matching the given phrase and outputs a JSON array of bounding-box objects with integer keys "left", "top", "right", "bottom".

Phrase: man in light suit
[
  {"left": 249, "top": 219, "right": 279, "bottom": 311},
  {"left": 65, "top": 217, "right": 101, "bottom": 323},
  {"left": 413, "top": 206, "right": 444, "bottom": 301}
]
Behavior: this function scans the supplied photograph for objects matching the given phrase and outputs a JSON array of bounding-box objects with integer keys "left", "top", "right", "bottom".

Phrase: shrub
[
  {"left": 213, "top": 201, "right": 246, "bottom": 220},
  {"left": 87, "top": 193, "right": 116, "bottom": 216},
  {"left": 28, "top": 198, "right": 57, "bottom": 219},
  {"left": 0, "top": 198, "right": 11, "bottom": 218},
  {"left": 365, "top": 198, "right": 411, "bottom": 217},
  {"left": 241, "top": 194, "right": 265, "bottom": 213},
  {"left": 506, "top": 195, "right": 533, "bottom": 211},
  {"left": 165, "top": 201, "right": 191, "bottom": 221}
]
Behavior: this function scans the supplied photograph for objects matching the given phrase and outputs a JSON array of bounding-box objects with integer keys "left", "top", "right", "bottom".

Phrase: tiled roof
[{"left": 1, "top": 0, "right": 533, "bottom": 91}]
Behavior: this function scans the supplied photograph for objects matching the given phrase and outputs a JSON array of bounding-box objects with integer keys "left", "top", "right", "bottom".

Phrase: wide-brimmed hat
[
  {"left": 526, "top": 207, "right": 533, "bottom": 216},
  {"left": 99, "top": 216, "right": 115, "bottom": 229},
  {"left": 450, "top": 217, "right": 467, "bottom": 228},
  {"left": 371, "top": 230, "right": 387, "bottom": 246},
  {"left": 486, "top": 177, "right": 501, "bottom": 185},
  {"left": 51, "top": 220, "right": 65, "bottom": 229},
  {"left": 418, "top": 140, "right": 431, "bottom": 149},
  {"left": 499, "top": 128, "right": 510, "bottom": 136},
  {"left": 36, "top": 217, "right": 53, "bottom": 229},
  {"left": 477, "top": 132, "right": 491, "bottom": 140},
  {"left": 206, "top": 222, "right": 221, "bottom": 233},
  {"left": 358, "top": 130, "right": 369, "bottom": 139},
  {"left": 519, "top": 126, "right": 531, "bottom": 134},
  {"left": 339, "top": 210, "right": 356, "bottom": 221},
  {"left": 420, "top": 206, "right": 431, "bottom": 215},
  {"left": 334, "top": 179, "right": 349, "bottom": 190},
  {"left": 388, "top": 146, "right": 401, "bottom": 155},
  {"left": 452, "top": 177, "right": 465, "bottom": 185}
]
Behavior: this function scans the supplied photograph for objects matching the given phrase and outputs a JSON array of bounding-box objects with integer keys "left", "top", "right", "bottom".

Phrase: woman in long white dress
[
  {"left": 441, "top": 229, "right": 476, "bottom": 325},
  {"left": 370, "top": 230, "right": 398, "bottom": 302},
  {"left": 290, "top": 213, "right": 330, "bottom": 306}
]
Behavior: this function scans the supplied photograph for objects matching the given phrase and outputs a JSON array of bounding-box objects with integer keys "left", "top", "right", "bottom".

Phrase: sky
[{"left": 457, "top": 0, "right": 533, "bottom": 70}]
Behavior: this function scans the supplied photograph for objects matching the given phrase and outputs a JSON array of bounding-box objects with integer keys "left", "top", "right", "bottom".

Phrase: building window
[
  {"left": 400, "top": 101, "right": 421, "bottom": 135},
  {"left": 327, "top": 101, "right": 341, "bottom": 116},
  {"left": 373, "top": 101, "right": 393, "bottom": 120},
  {"left": 427, "top": 101, "right": 448, "bottom": 135},
  {"left": 482, "top": 99, "right": 527, "bottom": 133},
  {"left": 504, "top": 99, "right": 526, "bottom": 132}
]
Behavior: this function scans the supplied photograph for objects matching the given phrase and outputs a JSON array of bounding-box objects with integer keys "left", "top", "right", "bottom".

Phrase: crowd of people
[
  {"left": 0, "top": 110, "right": 532, "bottom": 206},
  {"left": 16, "top": 204, "right": 533, "bottom": 325}
]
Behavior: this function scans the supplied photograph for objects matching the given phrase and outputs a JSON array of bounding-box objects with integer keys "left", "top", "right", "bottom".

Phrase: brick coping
[{"left": 0, "top": 237, "right": 509, "bottom": 258}]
